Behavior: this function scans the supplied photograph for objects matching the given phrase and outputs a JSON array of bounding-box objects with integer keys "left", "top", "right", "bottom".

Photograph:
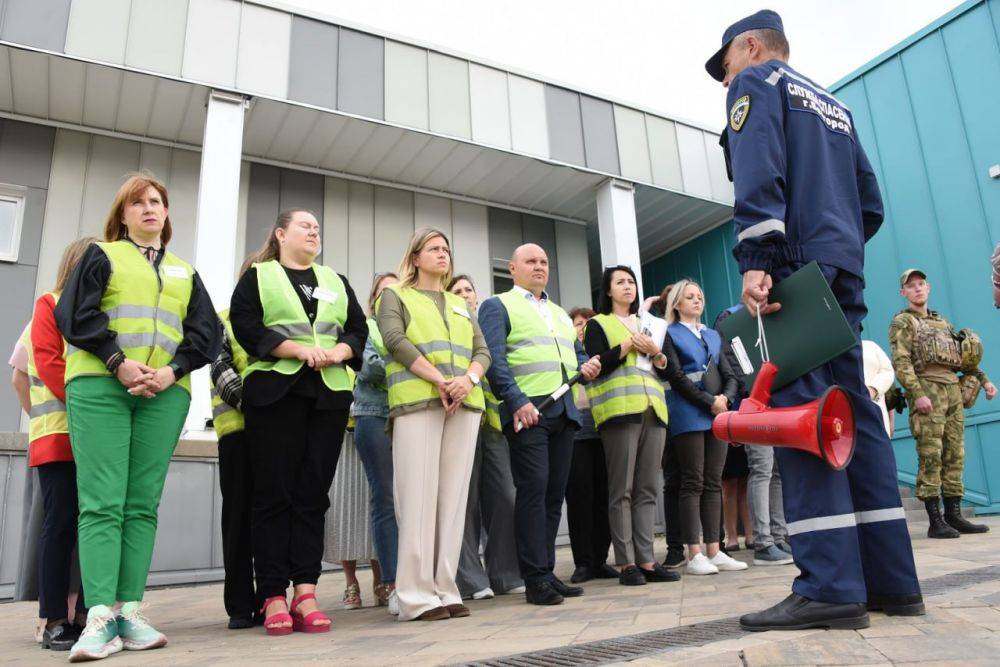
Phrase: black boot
[
  {"left": 925, "top": 498, "right": 960, "bottom": 539},
  {"left": 740, "top": 593, "right": 869, "bottom": 631},
  {"left": 943, "top": 496, "right": 989, "bottom": 534}
]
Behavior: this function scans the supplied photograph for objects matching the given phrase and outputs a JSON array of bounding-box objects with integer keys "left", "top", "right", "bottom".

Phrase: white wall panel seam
[{"left": 642, "top": 113, "right": 653, "bottom": 183}]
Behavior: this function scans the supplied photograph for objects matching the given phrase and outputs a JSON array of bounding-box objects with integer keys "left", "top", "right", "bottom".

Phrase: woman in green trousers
[{"left": 55, "top": 173, "right": 220, "bottom": 662}]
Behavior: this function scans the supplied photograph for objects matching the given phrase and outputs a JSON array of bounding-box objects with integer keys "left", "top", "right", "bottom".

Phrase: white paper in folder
[{"left": 636, "top": 310, "right": 668, "bottom": 372}]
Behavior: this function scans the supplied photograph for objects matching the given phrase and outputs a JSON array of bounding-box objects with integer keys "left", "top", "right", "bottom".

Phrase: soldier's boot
[
  {"left": 925, "top": 498, "right": 960, "bottom": 539},
  {"left": 943, "top": 496, "right": 989, "bottom": 534}
]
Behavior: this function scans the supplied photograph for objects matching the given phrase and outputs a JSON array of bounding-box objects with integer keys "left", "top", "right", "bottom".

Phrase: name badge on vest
[
  {"left": 452, "top": 305, "right": 471, "bottom": 319},
  {"left": 162, "top": 265, "right": 188, "bottom": 279},
  {"left": 313, "top": 287, "right": 339, "bottom": 304}
]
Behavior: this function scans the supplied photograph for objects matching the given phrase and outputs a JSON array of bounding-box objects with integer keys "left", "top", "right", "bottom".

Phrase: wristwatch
[
  {"left": 168, "top": 361, "right": 185, "bottom": 380},
  {"left": 466, "top": 371, "right": 481, "bottom": 386}
]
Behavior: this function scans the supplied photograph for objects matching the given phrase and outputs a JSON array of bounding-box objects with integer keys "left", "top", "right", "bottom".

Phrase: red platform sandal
[
  {"left": 290, "top": 593, "right": 331, "bottom": 633},
  {"left": 261, "top": 596, "right": 293, "bottom": 636}
]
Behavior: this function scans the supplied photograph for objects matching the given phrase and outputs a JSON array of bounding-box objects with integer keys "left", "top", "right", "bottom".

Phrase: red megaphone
[{"left": 712, "top": 361, "right": 856, "bottom": 470}]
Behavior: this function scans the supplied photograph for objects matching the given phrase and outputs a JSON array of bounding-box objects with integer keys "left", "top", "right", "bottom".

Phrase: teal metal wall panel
[{"left": 647, "top": 0, "right": 1000, "bottom": 512}]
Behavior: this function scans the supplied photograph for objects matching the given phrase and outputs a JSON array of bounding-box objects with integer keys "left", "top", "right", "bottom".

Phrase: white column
[
  {"left": 187, "top": 90, "right": 247, "bottom": 435},
  {"left": 596, "top": 178, "right": 644, "bottom": 298}
]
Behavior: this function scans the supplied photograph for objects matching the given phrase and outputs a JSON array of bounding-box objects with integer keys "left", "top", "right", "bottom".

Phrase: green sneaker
[
  {"left": 68, "top": 606, "right": 122, "bottom": 662},
  {"left": 116, "top": 602, "right": 167, "bottom": 651}
]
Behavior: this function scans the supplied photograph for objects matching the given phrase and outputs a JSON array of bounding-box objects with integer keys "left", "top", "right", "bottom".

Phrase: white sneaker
[
  {"left": 472, "top": 587, "right": 495, "bottom": 600},
  {"left": 507, "top": 585, "right": 526, "bottom": 594},
  {"left": 387, "top": 590, "right": 400, "bottom": 616},
  {"left": 709, "top": 550, "right": 749, "bottom": 572},
  {"left": 686, "top": 553, "right": 719, "bottom": 575}
]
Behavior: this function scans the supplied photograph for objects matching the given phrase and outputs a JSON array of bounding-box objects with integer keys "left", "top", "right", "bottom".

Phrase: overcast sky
[{"left": 279, "top": 0, "right": 963, "bottom": 129}]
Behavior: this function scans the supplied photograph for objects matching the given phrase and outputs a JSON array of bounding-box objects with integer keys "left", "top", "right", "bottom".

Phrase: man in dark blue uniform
[{"left": 706, "top": 10, "right": 923, "bottom": 631}]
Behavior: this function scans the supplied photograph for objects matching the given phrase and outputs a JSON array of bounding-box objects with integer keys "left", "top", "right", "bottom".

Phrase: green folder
[{"left": 717, "top": 262, "right": 859, "bottom": 391}]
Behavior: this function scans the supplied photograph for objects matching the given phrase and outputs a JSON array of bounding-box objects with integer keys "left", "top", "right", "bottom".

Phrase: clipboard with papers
[{"left": 716, "top": 262, "right": 859, "bottom": 391}]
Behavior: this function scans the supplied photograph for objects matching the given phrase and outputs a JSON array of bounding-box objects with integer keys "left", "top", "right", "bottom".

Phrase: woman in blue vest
[
  {"left": 662, "top": 280, "right": 745, "bottom": 576},
  {"left": 230, "top": 209, "right": 368, "bottom": 635}
]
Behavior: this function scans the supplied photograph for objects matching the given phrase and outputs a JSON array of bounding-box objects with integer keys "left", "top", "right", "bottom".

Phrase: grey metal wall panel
[
  {"left": 149, "top": 461, "right": 215, "bottom": 571},
  {"left": 555, "top": 222, "right": 591, "bottom": 310},
  {"left": 16, "top": 187, "right": 45, "bottom": 267},
  {"left": 288, "top": 17, "right": 338, "bottom": 109},
  {"left": 488, "top": 207, "right": 522, "bottom": 264},
  {"left": 181, "top": 0, "right": 240, "bottom": 88},
  {"left": 580, "top": 96, "right": 619, "bottom": 174},
  {"left": 428, "top": 52, "right": 471, "bottom": 139},
  {"left": 544, "top": 86, "right": 585, "bottom": 166},
  {"left": 125, "top": 0, "right": 189, "bottom": 75},
  {"left": 508, "top": 75, "right": 548, "bottom": 157},
  {"left": 279, "top": 169, "right": 325, "bottom": 220},
  {"left": 646, "top": 115, "right": 683, "bottom": 190},
  {"left": 337, "top": 29, "right": 383, "bottom": 120},
  {"left": 522, "top": 215, "right": 559, "bottom": 302},
  {"left": 64, "top": 0, "right": 130, "bottom": 64},
  {"left": 0, "top": 455, "right": 27, "bottom": 585},
  {"left": 0, "top": 265, "right": 36, "bottom": 430},
  {"left": 244, "top": 163, "right": 280, "bottom": 257},
  {"left": 384, "top": 41, "right": 428, "bottom": 130},
  {"left": 0, "top": 118, "right": 54, "bottom": 189},
  {"left": 615, "top": 106, "right": 653, "bottom": 184},
  {"left": 0, "top": 0, "right": 71, "bottom": 51},
  {"left": 236, "top": 3, "right": 290, "bottom": 97}
]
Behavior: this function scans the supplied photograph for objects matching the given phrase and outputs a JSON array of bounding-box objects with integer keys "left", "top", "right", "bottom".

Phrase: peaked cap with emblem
[{"left": 705, "top": 9, "right": 784, "bottom": 82}]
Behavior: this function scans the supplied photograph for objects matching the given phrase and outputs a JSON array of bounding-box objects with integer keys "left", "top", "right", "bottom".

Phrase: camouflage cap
[{"left": 900, "top": 268, "right": 927, "bottom": 287}]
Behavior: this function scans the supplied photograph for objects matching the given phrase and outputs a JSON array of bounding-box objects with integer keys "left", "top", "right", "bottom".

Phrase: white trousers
[{"left": 392, "top": 406, "right": 480, "bottom": 620}]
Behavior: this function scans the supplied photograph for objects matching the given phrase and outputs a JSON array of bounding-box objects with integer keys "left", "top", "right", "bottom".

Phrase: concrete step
[{"left": 899, "top": 486, "right": 913, "bottom": 498}]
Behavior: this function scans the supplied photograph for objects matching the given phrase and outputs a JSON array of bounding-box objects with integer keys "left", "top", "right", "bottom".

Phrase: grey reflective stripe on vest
[
  {"left": 105, "top": 305, "right": 183, "bottom": 333},
  {"left": 269, "top": 322, "right": 315, "bottom": 338},
  {"left": 29, "top": 398, "right": 65, "bottom": 418},
  {"left": 736, "top": 219, "right": 786, "bottom": 242},
  {"left": 387, "top": 363, "right": 463, "bottom": 388},
  {"left": 68, "top": 333, "right": 179, "bottom": 358},
  {"left": 415, "top": 340, "right": 473, "bottom": 360},
  {"left": 509, "top": 360, "right": 565, "bottom": 377},
  {"left": 213, "top": 402, "right": 236, "bottom": 419},
  {"left": 663, "top": 370, "right": 706, "bottom": 392},
  {"left": 786, "top": 507, "right": 906, "bottom": 536},
  {"left": 115, "top": 332, "right": 180, "bottom": 357},
  {"left": 314, "top": 321, "right": 344, "bottom": 337},
  {"left": 508, "top": 336, "right": 575, "bottom": 351},
  {"left": 29, "top": 375, "right": 45, "bottom": 388},
  {"left": 589, "top": 383, "right": 664, "bottom": 408}
]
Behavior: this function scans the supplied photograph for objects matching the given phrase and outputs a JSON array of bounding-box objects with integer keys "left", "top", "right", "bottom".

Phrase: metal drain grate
[{"left": 455, "top": 563, "right": 1000, "bottom": 667}]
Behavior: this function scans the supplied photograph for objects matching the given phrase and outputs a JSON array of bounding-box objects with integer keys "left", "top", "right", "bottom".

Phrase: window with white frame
[{"left": 0, "top": 185, "right": 26, "bottom": 263}]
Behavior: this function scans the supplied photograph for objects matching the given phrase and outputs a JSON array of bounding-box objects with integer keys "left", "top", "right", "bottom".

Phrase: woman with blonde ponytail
[{"left": 229, "top": 209, "right": 367, "bottom": 636}]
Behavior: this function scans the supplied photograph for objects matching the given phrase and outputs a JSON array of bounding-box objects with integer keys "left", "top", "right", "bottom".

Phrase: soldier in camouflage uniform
[{"left": 889, "top": 269, "right": 996, "bottom": 538}]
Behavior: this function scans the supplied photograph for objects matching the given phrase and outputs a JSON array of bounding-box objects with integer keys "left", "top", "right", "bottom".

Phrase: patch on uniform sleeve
[{"left": 729, "top": 95, "right": 750, "bottom": 132}]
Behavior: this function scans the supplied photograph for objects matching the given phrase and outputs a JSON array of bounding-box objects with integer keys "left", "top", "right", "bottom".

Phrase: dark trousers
[
  {"left": 37, "top": 461, "right": 86, "bottom": 620},
  {"left": 770, "top": 262, "right": 920, "bottom": 604},
  {"left": 662, "top": 436, "right": 683, "bottom": 552},
  {"left": 673, "top": 430, "right": 728, "bottom": 545},
  {"left": 218, "top": 432, "right": 256, "bottom": 618},
  {"left": 246, "top": 394, "right": 347, "bottom": 598},
  {"left": 505, "top": 414, "right": 575, "bottom": 585},
  {"left": 565, "top": 438, "right": 611, "bottom": 570}
]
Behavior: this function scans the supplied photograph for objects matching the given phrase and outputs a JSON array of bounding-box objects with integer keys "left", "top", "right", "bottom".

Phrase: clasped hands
[
  {"left": 116, "top": 359, "right": 175, "bottom": 398},
  {"left": 436, "top": 374, "right": 475, "bottom": 415},
  {"left": 294, "top": 343, "right": 348, "bottom": 369}
]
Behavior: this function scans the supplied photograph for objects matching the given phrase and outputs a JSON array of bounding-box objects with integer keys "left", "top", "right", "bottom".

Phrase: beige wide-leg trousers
[{"left": 392, "top": 405, "right": 480, "bottom": 620}]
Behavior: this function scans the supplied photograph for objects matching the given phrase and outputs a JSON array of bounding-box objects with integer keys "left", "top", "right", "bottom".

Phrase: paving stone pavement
[{"left": 1, "top": 516, "right": 998, "bottom": 665}]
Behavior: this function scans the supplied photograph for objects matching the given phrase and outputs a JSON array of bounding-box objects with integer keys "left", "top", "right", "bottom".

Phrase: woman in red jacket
[{"left": 24, "top": 237, "right": 97, "bottom": 651}]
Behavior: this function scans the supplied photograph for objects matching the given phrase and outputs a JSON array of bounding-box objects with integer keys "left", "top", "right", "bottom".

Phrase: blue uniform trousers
[{"left": 770, "top": 262, "right": 921, "bottom": 604}]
